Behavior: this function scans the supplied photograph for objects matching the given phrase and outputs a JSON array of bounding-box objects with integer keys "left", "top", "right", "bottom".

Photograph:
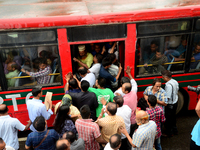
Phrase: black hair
[
  {"left": 65, "top": 131, "right": 76, "bottom": 143},
  {"left": 124, "top": 83, "right": 132, "bottom": 93},
  {"left": 120, "top": 77, "right": 130, "bottom": 85},
  {"left": 54, "top": 105, "right": 71, "bottom": 133},
  {"left": 181, "top": 35, "right": 187, "bottom": 41},
  {"left": 152, "top": 78, "right": 161, "bottom": 86},
  {"left": 0, "top": 105, "right": 8, "bottom": 114},
  {"left": 69, "top": 78, "right": 79, "bottom": 89},
  {"left": 102, "top": 57, "right": 112, "bottom": 67},
  {"left": 197, "top": 41, "right": 200, "bottom": 47},
  {"left": 0, "top": 137, "right": 3, "bottom": 143},
  {"left": 95, "top": 53, "right": 103, "bottom": 63},
  {"left": 80, "top": 105, "right": 90, "bottom": 119},
  {"left": 151, "top": 40, "right": 159, "bottom": 47},
  {"left": 10, "top": 62, "right": 18, "bottom": 69},
  {"left": 156, "top": 49, "right": 164, "bottom": 55},
  {"left": 33, "top": 116, "right": 46, "bottom": 131},
  {"left": 107, "top": 102, "right": 117, "bottom": 115},
  {"left": 56, "top": 140, "right": 69, "bottom": 150},
  {"left": 32, "top": 86, "right": 42, "bottom": 97},
  {"left": 148, "top": 95, "right": 157, "bottom": 107},
  {"left": 161, "top": 70, "right": 172, "bottom": 78},
  {"left": 107, "top": 53, "right": 116, "bottom": 63},
  {"left": 113, "top": 96, "right": 124, "bottom": 107},
  {"left": 97, "top": 77, "right": 106, "bottom": 87},
  {"left": 11, "top": 50, "right": 18, "bottom": 56},
  {"left": 39, "top": 58, "right": 47, "bottom": 65},
  {"left": 81, "top": 80, "right": 89, "bottom": 92},
  {"left": 110, "top": 134, "right": 121, "bottom": 149},
  {"left": 78, "top": 67, "right": 87, "bottom": 75}
]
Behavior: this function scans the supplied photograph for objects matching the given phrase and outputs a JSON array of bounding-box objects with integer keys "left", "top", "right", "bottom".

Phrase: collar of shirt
[
  {"left": 32, "top": 98, "right": 42, "bottom": 103},
  {"left": 0, "top": 115, "right": 10, "bottom": 119},
  {"left": 81, "top": 119, "right": 93, "bottom": 122}
]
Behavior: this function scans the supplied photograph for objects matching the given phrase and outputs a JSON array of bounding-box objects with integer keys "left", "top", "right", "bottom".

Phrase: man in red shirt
[{"left": 75, "top": 105, "right": 107, "bottom": 150}]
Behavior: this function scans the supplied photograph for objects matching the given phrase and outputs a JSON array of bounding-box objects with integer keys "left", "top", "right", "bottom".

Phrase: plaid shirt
[
  {"left": 75, "top": 119, "right": 101, "bottom": 150},
  {"left": 30, "top": 66, "right": 52, "bottom": 84},
  {"left": 25, "top": 129, "right": 59, "bottom": 150},
  {"left": 143, "top": 86, "right": 168, "bottom": 109},
  {"left": 146, "top": 106, "right": 166, "bottom": 138},
  {"left": 132, "top": 120, "right": 157, "bottom": 150}
]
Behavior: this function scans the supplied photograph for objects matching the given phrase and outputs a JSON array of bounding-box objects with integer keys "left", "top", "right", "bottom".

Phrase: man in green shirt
[
  {"left": 5, "top": 62, "right": 19, "bottom": 87},
  {"left": 88, "top": 77, "right": 114, "bottom": 117}
]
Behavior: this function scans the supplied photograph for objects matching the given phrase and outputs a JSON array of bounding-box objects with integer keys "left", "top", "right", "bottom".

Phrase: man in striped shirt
[{"left": 21, "top": 58, "right": 52, "bottom": 84}]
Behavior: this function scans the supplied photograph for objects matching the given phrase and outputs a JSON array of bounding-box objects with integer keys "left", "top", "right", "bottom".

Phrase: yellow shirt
[{"left": 78, "top": 52, "right": 93, "bottom": 68}]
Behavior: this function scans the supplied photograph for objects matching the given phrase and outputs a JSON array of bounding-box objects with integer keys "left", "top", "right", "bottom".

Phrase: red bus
[{"left": 0, "top": 0, "right": 200, "bottom": 127}]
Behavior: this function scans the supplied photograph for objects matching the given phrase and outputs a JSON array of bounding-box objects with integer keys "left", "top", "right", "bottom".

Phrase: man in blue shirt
[
  {"left": 99, "top": 57, "right": 122, "bottom": 88},
  {"left": 190, "top": 42, "right": 200, "bottom": 69},
  {"left": 25, "top": 116, "right": 59, "bottom": 150}
]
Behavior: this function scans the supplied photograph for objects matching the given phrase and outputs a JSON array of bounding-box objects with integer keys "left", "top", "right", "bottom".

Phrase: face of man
[
  {"left": 155, "top": 51, "right": 162, "bottom": 59},
  {"left": 93, "top": 55, "right": 98, "bottom": 63},
  {"left": 39, "top": 63, "right": 47, "bottom": 70},
  {"left": 0, "top": 141, "right": 6, "bottom": 150},
  {"left": 162, "top": 75, "right": 167, "bottom": 82},
  {"left": 6, "top": 63, "right": 13, "bottom": 72},
  {"left": 94, "top": 45, "right": 101, "bottom": 53},
  {"left": 79, "top": 50, "right": 86, "bottom": 57},
  {"left": 195, "top": 45, "right": 200, "bottom": 54},
  {"left": 150, "top": 44, "right": 158, "bottom": 52},
  {"left": 152, "top": 82, "right": 161, "bottom": 92}
]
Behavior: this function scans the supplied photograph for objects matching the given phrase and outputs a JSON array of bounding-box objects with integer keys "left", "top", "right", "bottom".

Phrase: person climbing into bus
[
  {"left": 73, "top": 45, "right": 93, "bottom": 68},
  {"left": 21, "top": 58, "right": 52, "bottom": 85}
]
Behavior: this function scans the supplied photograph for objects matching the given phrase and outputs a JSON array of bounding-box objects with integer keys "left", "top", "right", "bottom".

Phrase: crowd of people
[{"left": 1, "top": 42, "right": 199, "bottom": 150}]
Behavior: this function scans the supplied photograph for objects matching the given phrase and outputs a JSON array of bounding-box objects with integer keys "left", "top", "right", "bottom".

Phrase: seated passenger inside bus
[
  {"left": 190, "top": 42, "right": 200, "bottom": 69},
  {"left": 5, "top": 62, "right": 19, "bottom": 87}
]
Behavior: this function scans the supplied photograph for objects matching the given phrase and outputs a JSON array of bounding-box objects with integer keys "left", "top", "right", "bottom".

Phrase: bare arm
[
  {"left": 95, "top": 135, "right": 107, "bottom": 144},
  {"left": 125, "top": 66, "right": 133, "bottom": 80},
  {"left": 157, "top": 99, "right": 167, "bottom": 106},
  {"left": 24, "top": 120, "right": 32, "bottom": 131},
  {"left": 115, "top": 63, "right": 122, "bottom": 81},
  {"left": 195, "top": 98, "right": 200, "bottom": 118},
  {"left": 73, "top": 75, "right": 81, "bottom": 88},
  {"left": 73, "top": 57, "right": 89, "bottom": 69},
  {"left": 143, "top": 94, "right": 148, "bottom": 101},
  {"left": 109, "top": 42, "right": 117, "bottom": 54},
  {"left": 64, "top": 72, "right": 72, "bottom": 93},
  {"left": 25, "top": 145, "right": 30, "bottom": 149}
]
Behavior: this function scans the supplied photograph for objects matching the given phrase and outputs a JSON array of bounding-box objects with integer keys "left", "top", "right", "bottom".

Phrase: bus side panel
[
  {"left": 125, "top": 24, "right": 136, "bottom": 77},
  {"left": 57, "top": 28, "right": 72, "bottom": 86}
]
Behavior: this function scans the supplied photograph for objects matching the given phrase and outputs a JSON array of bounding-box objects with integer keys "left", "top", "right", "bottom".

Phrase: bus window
[
  {"left": 136, "top": 34, "right": 188, "bottom": 77},
  {"left": 0, "top": 30, "right": 61, "bottom": 90},
  {"left": 189, "top": 33, "right": 200, "bottom": 70}
]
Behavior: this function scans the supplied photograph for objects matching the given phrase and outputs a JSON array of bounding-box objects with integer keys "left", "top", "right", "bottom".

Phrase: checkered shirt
[
  {"left": 97, "top": 115, "right": 125, "bottom": 142},
  {"left": 143, "top": 86, "right": 168, "bottom": 108},
  {"left": 146, "top": 106, "right": 166, "bottom": 138},
  {"left": 132, "top": 120, "right": 157, "bottom": 150},
  {"left": 75, "top": 119, "right": 101, "bottom": 150},
  {"left": 30, "top": 65, "right": 52, "bottom": 84}
]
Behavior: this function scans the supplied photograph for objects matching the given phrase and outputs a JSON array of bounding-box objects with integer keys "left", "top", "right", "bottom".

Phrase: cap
[{"left": 78, "top": 45, "right": 86, "bottom": 52}]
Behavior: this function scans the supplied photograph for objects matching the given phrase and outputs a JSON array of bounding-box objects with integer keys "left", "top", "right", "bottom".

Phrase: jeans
[{"left": 155, "top": 137, "right": 162, "bottom": 150}]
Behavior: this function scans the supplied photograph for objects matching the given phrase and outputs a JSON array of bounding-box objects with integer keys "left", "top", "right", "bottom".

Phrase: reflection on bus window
[
  {"left": 0, "top": 30, "right": 61, "bottom": 89},
  {"left": 136, "top": 34, "right": 188, "bottom": 76},
  {"left": 71, "top": 41, "right": 124, "bottom": 89}
]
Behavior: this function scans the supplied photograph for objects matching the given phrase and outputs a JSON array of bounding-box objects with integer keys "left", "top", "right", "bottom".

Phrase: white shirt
[
  {"left": 89, "top": 63, "right": 101, "bottom": 80},
  {"left": 116, "top": 105, "right": 132, "bottom": 139},
  {"left": 165, "top": 78, "right": 179, "bottom": 104},
  {"left": 26, "top": 98, "right": 53, "bottom": 131},
  {"left": 6, "top": 146, "right": 15, "bottom": 150},
  {"left": 114, "top": 79, "right": 138, "bottom": 96},
  {"left": 81, "top": 73, "right": 96, "bottom": 87},
  {"left": 104, "top": 142, "right": 119, "bottom": 150},
  {"left": 0, "top": 115, "right": 25, "bottom": 150}
]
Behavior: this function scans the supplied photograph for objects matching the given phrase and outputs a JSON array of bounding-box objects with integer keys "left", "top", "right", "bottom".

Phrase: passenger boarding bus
[{"left": 0, "top": 0, "right": 200, "bottom": 126}]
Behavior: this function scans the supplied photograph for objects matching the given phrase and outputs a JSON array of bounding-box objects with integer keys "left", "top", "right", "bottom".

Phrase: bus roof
[{"left": 0, "top": 0, "right": 200, "bottom": 29}]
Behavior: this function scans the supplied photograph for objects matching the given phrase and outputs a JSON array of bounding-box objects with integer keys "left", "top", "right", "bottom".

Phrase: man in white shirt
[
  {"left": 0, "top": 104, "right": 31, "bottom": 150},
  {"left": 113, "top": 96, "right": 132, "bottom": 150},
  {"left": 114, "top": 66, "right": 137, "bottom": 96},
  {"left": 26, "top": 86, "right": 53, "bottom": 131},
  {"left": 89, "top": 54, "right": 103, "bottom": 80},
  {"left": 78, "top": 67, "right": 95, "bottom": 87},
  {"left": 104, "top": 134, "right": 122, "bottom": 150}
]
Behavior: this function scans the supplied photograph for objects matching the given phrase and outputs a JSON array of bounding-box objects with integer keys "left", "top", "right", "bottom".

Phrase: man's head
[
  {"left": 122, "top": 83, "right": 132, "bottom": 94},
  {"left": 78, "top": 67, "right": 87, "bottom": 77},
  {"left": 81, "top": 80, "right": 90, "bottom": 92},
  {"left": 106, "top": 102, "right": 117, "bottom": 116},
  {"left": 7, "top": 62, "right": 18, "bottom": 72},
  {"left": 96, "top": 77, "right": 106, "bottom": 88},
  {"left": 78, "top": 45, "right": 87, "bottom": 58},
  {"left": 33, "top": 116, "right": 46, "bottom": 132},
  {"left": 152, "top": 78, "right": 161, "bottom": 92},
  {"left": 109, "top": 134, "right": 122, "bottom": 150},
  {"left": 102, "top": 57, "right": 112, "bottom": 68},
  {"left": 64, "top": 131, "right": 76, "bottom": 144},
  {"left": 80, "top": 105, "right": 91, "bottom": 119},
  {"left": 147, "top": 95, "right": 157, "bottom": 107},
  {"left": 120, "top": 77, "right": 130, "bottom": 86},
  {"left": 39, "top": 58, "right": 47, "bottom": 70},
  {"left": 0, "top": 104, "right": 8, "bottom": 116},
  {"left": 161, "top": 70, "right": 172, "bottom": 82},
  {"left": 56, "top": 139, "right": 70, "bottom": 150},
  {"left": 0, "top": 138, "right": 6, "bottom": 150},
  {"left": 194, "top": 42, "right": 200, "bottom": 54},
  {"left": 135, "top": 110, "right": 149, "bottom": 126},
  {"left": 32, "top": 86, "right": 42, "bottom": 97},
  {"left": 107, "top": 53, "right": 117, "bottom": 64},
  {"left": 113, "top": 96, "right": 124, "bottom": 107},
  {"left": 155, "top": 50, "right": 163, "bottom": 59},
  {"left": 94, "top": 44, "right": 101, "bottom": 53},
  {"left": 150, "top": 40, "right": 159, "bottom": 52},
  {"left": 93, "top": 54, "right": 103, "bottom": 64},
  {"left": 69, "top": 78, "right": 79, "bottom": 89}
]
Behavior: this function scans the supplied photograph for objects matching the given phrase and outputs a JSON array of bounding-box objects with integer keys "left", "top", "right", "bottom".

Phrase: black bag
[{"left": 137, "top": 97, "right": 149, "bottom": 111}]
